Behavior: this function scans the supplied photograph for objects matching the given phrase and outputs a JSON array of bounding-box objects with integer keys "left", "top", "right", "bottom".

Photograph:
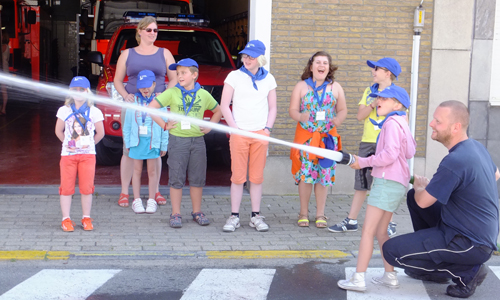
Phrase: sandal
[
  {"left": 315, "top": 216, "right": 328, "bottom": 228},
  {"left": 118, "top": 193, "right": 129, "bottom": 207},
  {"left": 155, "top": 192, "right": 167, "bottom": 205},
  {"left": 170, "top": 213, "right": 182, "bottom": 228},
  {"left": 191, "top": 211, "right": 210, "bottom": 226},
  {"left": 298, "top": 215, "right": 309, "bottom": 227}
]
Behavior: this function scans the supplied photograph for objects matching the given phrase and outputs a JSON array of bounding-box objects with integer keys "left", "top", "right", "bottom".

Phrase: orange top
[{"left": 290, "top": 123, "right": 342, "bottom": 175}]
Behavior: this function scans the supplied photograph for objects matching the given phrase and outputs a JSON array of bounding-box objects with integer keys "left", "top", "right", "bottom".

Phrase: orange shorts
[
  {"left": 59, "top": 154, "right": 96, "bottom": 195},
  {"left": 229, "top": 129, "right": 269, "bottom": 185}
]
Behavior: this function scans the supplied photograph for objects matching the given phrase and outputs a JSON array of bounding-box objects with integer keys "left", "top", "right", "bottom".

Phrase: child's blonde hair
[
  {"left": 240, "top": 55, "right": 267, "bottom": 68},
  {"left": 65, "top": 88, "right": 94, "bottom": 107}
]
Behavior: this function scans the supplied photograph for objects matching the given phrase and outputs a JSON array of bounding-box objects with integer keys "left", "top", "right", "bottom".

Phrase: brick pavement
[{"left": 0, "top": 188, "right": 415, "bottom": 255}]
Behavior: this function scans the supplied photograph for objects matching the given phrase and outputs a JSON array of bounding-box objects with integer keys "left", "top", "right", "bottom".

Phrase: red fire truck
[
  {"left": 88, "top": 11, "right": 235, "bottom": 165},
  {"left": 0, "top": 0, "right": 52, "bottom": 81}
]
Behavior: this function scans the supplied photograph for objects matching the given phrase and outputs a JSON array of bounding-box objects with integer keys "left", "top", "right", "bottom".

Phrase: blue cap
[
  {"left": 366, "top": 57, "right": 401, "bottom": 79},
  {"left": 69, "top": 76, "right": 90, "bottom": 89},
  {"left": 137, "top": 70, "right": 156, "bottom": 89},
  {"left": 168, "top": 58, "right": 199, "bottom": 70},
  {"left": 318, "top": 134, "right": 337, "bottom": 168},
  {"left": 239, "top": 40, "right": 266, "bottom": 58},
  {"left": 369, "top": 85, "right": 410, "bottom": 109}
]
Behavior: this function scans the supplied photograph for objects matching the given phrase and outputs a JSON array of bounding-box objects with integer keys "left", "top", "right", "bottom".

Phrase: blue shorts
[
  {"left": 367, "top": 177, "right": 406, "bottom": 212},
  {"left": 129, "top": 137, "right": 160, "bottom": 160}
]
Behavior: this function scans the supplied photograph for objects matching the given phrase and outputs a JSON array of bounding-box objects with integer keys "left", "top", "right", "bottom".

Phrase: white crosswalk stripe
[
  {"left": 181, "top": 269, "right": 276, "bottom": 300},
  {"left": 344, "top": 267, "right": 430, "bottom": 300},
  {"left": 0, "top": 269, "right": 121, "bottom": 300}
]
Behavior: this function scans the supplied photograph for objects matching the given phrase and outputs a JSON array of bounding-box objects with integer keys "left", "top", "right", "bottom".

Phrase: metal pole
[{"left": 409, "top": 1, "right": 425, "bottom": 177}]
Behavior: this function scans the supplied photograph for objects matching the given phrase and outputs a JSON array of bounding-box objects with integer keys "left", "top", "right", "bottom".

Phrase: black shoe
[
  {"left": 446, "top": 264, "right": 488, "bottom": 298},
  {"left": 404, "top": 269, "right": 450, "bottom": 284}
]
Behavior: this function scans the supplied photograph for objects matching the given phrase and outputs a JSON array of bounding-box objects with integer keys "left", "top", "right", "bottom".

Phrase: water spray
[{"left": 0, "top": 73, "right": 356, "bottom": 165}]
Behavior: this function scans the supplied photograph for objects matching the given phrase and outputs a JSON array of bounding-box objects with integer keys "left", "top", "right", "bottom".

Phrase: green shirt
[{"left": 155, "top": 87, "right": 218, "bottom": 137}]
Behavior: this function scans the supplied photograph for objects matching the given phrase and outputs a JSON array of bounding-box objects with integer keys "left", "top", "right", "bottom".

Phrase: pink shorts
[
  {"left": 59, "top": 154, "right": 96, "bottom": 195},
  {"left": 229, "top": 129, "right": 269, "bottom": 185}
]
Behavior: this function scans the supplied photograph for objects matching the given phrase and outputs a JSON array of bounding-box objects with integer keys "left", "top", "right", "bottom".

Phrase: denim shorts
[{"left": 367, "top": 177, "right": 406, "bottom": 212}]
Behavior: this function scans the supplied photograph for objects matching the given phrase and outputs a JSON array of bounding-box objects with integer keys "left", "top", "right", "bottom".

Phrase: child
[
  {"left": 55, "top": 76, "right": 104, "bottom": 232},
  {"left": 220, "top": 40, "right": 278, "bottom": 232},
  {"left": 288, "top": 51, "right": 347, "bottom": 229},
  {"left": 329, "top": 57, "right": 401, "bottom": 235},
  {"left": 123, "top": 70, "right": 168, "bottom": 214},
  {"left": 148, "top": 58, "right": 222, "bottom": 228},
  {"left": 337, "top": 85, "right": 416, "bottom": 292}
]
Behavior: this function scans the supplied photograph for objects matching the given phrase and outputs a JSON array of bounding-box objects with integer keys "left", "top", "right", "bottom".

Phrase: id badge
[
  {"left": 374, "top": 123, "right": 380, "bottom": 131},
  {"left": 139, "top": 126, "right": 148, "bottom": 135},
  {"left": 181, "top": 121, "right": 191, "bottom": 130},
  {"left": 80, "top": 136, "right": 91, "bottom": 146},
  {"left": 316, "top": 111, "right": 326, "bottom": 121}
]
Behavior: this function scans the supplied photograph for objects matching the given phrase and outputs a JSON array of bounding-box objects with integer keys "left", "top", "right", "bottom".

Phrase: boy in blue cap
[
  {"left": 338, "top": 84, "right": 416, "bottom": 292},
  {"left": 149, "top": 59, "right": 222, "bottom": 228},
  {"left": 329, "top": 57, "right": 402, "bottom": 235},
  {"left": 123, "top": 70, "right": 169, "bottom": 215}
]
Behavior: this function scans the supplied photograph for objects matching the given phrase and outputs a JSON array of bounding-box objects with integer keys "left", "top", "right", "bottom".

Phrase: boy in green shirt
[{"left": 149, "top": 58, "right": 222, "bottom": 228}]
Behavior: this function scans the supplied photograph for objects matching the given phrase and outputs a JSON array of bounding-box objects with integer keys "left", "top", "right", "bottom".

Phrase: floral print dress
[{"left": 294, "top": 89, "right": 339, "bottom": 186}]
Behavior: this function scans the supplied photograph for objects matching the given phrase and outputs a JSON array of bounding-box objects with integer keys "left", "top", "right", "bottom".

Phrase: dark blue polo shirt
[{"left": 426, "top": 139, "right": 499, "bottom": 250}]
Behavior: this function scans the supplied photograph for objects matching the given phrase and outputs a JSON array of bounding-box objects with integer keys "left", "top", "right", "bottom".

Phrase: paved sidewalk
[{"left": 0, "top": 187, "right": 416, "bottom": 257}]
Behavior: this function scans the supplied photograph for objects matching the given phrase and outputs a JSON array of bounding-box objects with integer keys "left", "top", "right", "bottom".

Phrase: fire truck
[
  {"left": 0, "top": 0, "right": 52, "bottom": 81},
  {"left": 88, "top": 11, "right": 235, "bottom": 165}
]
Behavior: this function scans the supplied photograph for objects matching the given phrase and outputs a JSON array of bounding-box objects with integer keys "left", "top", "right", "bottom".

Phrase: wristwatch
[{"left": 264, "top": 127, "right": 272, "bottom": 132}]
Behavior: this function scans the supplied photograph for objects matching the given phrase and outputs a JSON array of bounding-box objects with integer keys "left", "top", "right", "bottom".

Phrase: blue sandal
[
  {"left": 170, "top": 214, "right": 182, "bottom": 228},
  {"left": 191, "top": 211, "right": 210, "bottom": 226}
]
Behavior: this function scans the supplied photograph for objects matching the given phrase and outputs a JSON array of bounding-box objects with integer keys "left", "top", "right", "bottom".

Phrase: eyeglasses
[
  {"left": 143, "top": 28, "right": 158, "bottom": 33},
  {"left": 374, "top": 66, "right": 388, "bottom": 71},
  {"left": 241, "top": 54, "right": 256, "bottom": 60}
]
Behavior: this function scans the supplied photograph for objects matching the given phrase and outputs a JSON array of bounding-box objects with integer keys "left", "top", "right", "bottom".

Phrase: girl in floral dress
[{"left": 289, "top": 51, "right": 347, "bottom": 228}]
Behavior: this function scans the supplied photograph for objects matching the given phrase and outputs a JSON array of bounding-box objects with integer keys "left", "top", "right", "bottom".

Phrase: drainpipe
[{"left": 409, "top": 1, "right": 425, "bottom": 178}]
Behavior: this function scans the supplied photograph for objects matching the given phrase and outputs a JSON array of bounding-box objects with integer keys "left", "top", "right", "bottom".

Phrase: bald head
[{"left": 438, "top": 100, "right": 469, "bottom": 132}]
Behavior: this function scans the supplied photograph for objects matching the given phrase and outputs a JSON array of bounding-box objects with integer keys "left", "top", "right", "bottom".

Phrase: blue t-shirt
[{"left": 426, "top": 139, "right": 499, "bottom": 250}]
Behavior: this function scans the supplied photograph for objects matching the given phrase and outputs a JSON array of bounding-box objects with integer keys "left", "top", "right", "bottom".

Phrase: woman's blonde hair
[
  {"left": 65, "top": 88, "right": 94, "bottom": 107},
  {"left": 136, "top": 16, "right": 157, "bottom": 45}
]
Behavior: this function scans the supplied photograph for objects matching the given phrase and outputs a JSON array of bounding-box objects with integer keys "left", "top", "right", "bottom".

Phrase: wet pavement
[{"left": 0, "top": 98, "right": 231, "bottom": 186}]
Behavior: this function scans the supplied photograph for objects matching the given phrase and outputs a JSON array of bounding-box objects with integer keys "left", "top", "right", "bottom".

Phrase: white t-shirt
[
  {"left": 56, "top": 105, "right": 104, "bottom": 156},
  {"left": 224, "top": 69, "right": 277, "bottom": 131}
]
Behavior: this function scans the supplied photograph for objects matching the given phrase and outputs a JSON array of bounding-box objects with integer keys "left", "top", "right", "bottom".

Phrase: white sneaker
[
  {"left": 371, "top": 271, "right": 399, "bottom": 288},
  {"left": 145, "top": 198, "right": 157, "bottom": 214},
  {"left": 249, "top": 215, "right": 269, "bottom": 232},
  {"left": 338, "top": 272, "right": 366, "bottom": 292},
  {"left": 223, "top": 215, "right": 240, "bottom": 232},
  {"left": 132, "top": 198, "right": 145, "bottom": 214}
]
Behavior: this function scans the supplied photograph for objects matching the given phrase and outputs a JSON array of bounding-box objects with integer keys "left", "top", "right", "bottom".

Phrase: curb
[{"left": 0, "top": 250, "right": 352, "bottom": 261}]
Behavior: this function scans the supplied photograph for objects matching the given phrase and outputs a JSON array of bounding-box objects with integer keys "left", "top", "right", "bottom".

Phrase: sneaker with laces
[
  {"left": 132, "top": 198, "right": 145, "bottom": 214},
  {"left": 61, "top": 218, "right": 75, "bottom": 232},
  {"left": 387, "top": 222, "right": 397, "bottom": 237},
  {"left": 338, "top": 272, "right": 366, "bottom": 292},
  {"left": 81, "top": 217, "right": 94, "bottom": 231},
  {"left": 249, "top": 215, "right": 269, "bottom": 232},
  {"left": 328, "top": 217, "right": 358, "bottom": 233},
  {"left": 223, "top": 215, "right": 240, "bottom": 232},
  {"left": 145, "top": 199, "right": 157, "bottom": 214},
  {"left": 372, "top": 271, "right": 399, "bottom": 288}
]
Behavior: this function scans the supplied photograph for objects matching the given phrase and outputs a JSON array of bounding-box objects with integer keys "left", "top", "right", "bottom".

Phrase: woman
[
  {"left": 220, "top": 40, "right": 277, "bottom": 232},
  {"left": 114, "top": 16, "right": 177, "bottom": 207},
  {"left": 289, "top": 51, "right": 347, "bottom": 228}
]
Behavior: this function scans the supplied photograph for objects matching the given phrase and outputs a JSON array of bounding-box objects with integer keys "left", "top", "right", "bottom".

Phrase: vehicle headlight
[{"left": 105, "top": 82, "right": 126, "bottom": 102}]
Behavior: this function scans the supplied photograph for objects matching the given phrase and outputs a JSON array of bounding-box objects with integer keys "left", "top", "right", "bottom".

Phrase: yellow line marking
[
  {"left": 206, "top": 250, "right": 351, "bottom": 259},
  {"left": 72, "top": 252, "right": 196, "bottom": 257},
  {"left": 0, "top": 251, "right": 70, "bottom": 260}
]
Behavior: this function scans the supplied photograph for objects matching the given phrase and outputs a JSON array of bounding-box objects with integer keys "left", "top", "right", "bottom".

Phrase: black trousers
[{"left": 383, "top": 189, "right": 493, "bottom": 286}]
